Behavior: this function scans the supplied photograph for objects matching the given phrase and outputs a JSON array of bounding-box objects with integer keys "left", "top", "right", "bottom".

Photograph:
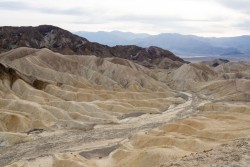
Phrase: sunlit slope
[
  {"left": 0, "top": 47, "right": 182, "bottom": 140},
  {"left": 107, "top": 102, "right": 250, "bottom": 167}
]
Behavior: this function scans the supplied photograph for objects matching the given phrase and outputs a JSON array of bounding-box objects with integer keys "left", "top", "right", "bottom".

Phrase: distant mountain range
[
  {"left": 0, "top": 25, "right": 185, "bottom": 69},
  {"left": 75, "top": 31, "right": 150, "bottom": 46},
  {"left": 75, "top": 31, "right": 250, "bottom": 60}
]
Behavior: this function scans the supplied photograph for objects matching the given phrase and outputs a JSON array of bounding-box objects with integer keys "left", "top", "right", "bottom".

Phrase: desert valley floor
[{"left": 0, "top": 47, "right": 249, "bottom": 167}]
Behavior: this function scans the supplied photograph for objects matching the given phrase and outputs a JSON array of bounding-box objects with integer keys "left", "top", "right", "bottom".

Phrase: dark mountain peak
[
  {"left": 0, "top": 25, "right": 186, "bottom": 69},
  {"left": 37, "top": 25, "right": 61, "bottom": 33},
  {"left": 146, "top": 46, "right": 174, "bottom": 57},
  {"left": 145, "top": 46, "right": 185, "bottom": 63},
  {"left": 0, "top": 25, "right": 89, "bottom": 54}
]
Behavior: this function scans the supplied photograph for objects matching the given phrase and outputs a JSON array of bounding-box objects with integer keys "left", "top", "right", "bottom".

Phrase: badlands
[
  {"left": 0, "top": 26, "right": 250, "bottom": 167},
  {"left": 0, "top": 47, "right": 250, "bottom": 166}
]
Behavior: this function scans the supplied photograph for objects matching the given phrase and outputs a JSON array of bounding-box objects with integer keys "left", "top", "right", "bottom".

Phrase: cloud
[
  {"left": 215, "top": 0, "right": 250, "bottom": 34},
  {"left": 0, "top": 0, "right": 87, "bottom": 16},
  {"left": 0, "top": 0, "right": 250, "bottom": 36},
  {"left": 217, "top": 0, "right": 250, "bottom": 14},
  {"left": 0, "top": 1, "right": 28, "bottom": 10},
  {"left": 112, "top": 15, "right": 219, "bottom": 24},
  {"left": 234, "top": 20, "right": 250, "bottom": 30}
]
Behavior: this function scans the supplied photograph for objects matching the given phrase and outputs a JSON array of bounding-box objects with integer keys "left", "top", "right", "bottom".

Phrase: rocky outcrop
[
  {"left": 0, "top": 25, "right": 186, "bottom": 69},
  {"left": 202, "top": 58, "right": 230, "bottom": 67}
]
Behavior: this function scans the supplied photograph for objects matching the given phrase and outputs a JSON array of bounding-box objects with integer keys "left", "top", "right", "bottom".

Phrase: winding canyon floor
[
  {"left": 0, "top": 48, "right": 250, "bottom": 167},
  {"left": 0, "top": 92, "right": 194, "bottom": 166}
]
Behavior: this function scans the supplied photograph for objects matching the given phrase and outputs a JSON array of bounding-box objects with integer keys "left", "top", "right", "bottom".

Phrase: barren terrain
[{"left": 0, "top": 47, "right": 249, "bottom": 167}]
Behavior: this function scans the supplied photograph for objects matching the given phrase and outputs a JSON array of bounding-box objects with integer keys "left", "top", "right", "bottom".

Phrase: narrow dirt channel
[{"left": 0, "top": 92, "right": 206, "bottom": 166}]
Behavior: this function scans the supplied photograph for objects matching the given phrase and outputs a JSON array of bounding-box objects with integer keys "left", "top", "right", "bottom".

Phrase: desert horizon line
[
  {"left": 2, "top": 24, "right": 250, "bottom": 38},
  {"left": 73, "top": 30, "right": 250, "bottom": 38}
]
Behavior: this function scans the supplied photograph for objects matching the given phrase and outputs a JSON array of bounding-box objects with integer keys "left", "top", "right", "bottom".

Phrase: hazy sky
[{"left": 0, "top": 0, "right": 250, "bottom": 37}]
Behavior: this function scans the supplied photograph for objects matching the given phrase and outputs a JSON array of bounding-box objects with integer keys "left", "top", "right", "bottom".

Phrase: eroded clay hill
[
  {"left": 0, "top": 47, "right": 184, "bottom": 145},
  {"left": 0, "top": 47, "right": 250, "bottom": 167}
]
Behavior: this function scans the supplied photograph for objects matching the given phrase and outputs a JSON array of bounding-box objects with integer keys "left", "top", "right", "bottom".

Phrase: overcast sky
[{"left": 0, "top": 0, "right": 250, "bottom": 37}]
